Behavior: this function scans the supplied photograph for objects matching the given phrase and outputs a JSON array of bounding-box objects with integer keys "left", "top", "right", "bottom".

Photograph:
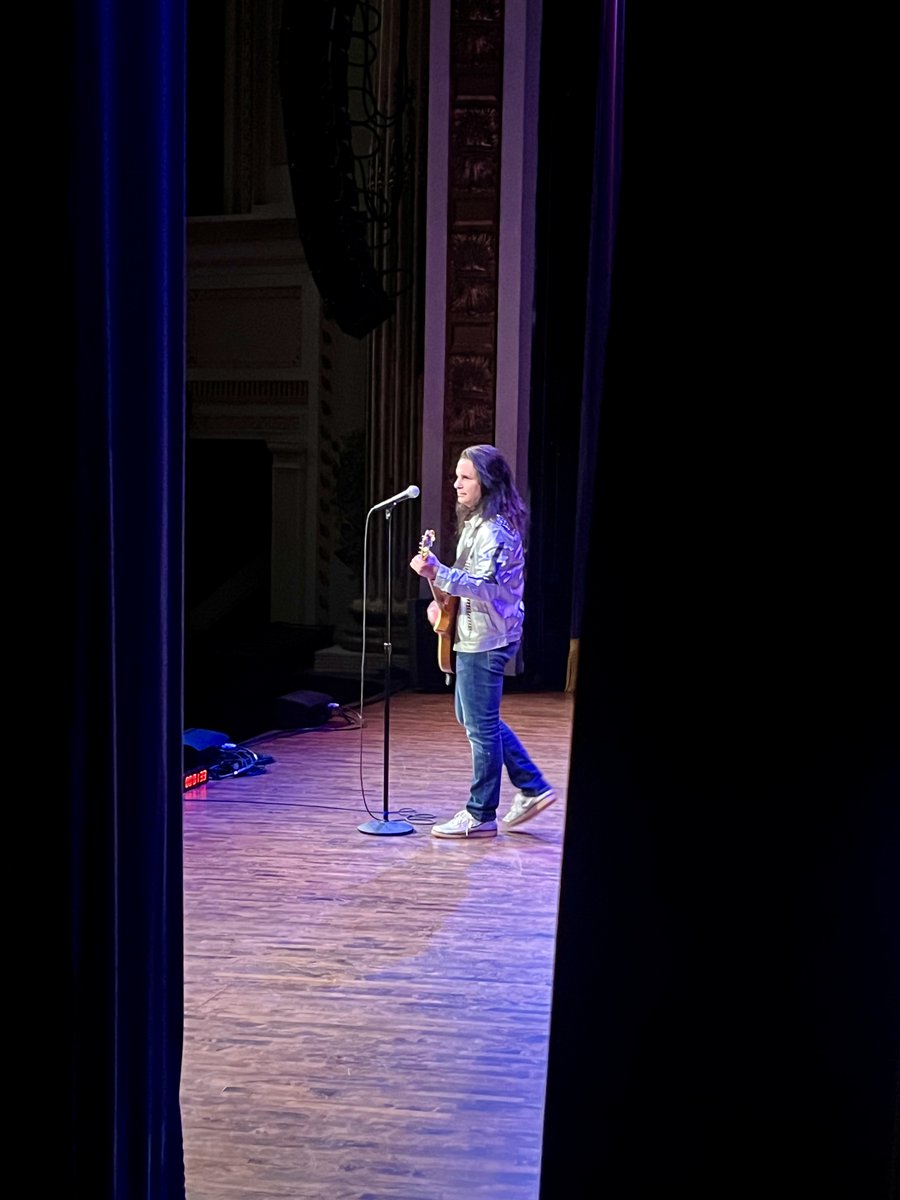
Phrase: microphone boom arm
[{"left": 369, "top": 484, "right": 420, "bottom": 513}]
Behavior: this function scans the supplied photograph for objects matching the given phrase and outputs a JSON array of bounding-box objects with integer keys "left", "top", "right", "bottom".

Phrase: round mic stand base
[{"left": 358, "top": 816, "right": 415, "bottom": 836}]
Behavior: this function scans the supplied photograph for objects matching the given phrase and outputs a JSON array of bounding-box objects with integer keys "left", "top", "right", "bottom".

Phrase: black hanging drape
[
  {"left": 540, "top": 2, "right": 899, "bottom": 1197},
  {"left": 61, "top": 2, "right": 188, "bottom": 1196},
  {"left": 526, "top": 0, "right": 624, "bottom": 695},
  {"left": 524, "top": 1, "right": 605, "bottom": 691},
  {"left": 566, "top": 0, "right": 625, "bottom": 689}
]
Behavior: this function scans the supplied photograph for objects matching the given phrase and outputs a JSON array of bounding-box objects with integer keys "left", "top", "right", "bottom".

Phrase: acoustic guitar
[{"left": 419, "top": 529, "right": 459, "bottom": 676}]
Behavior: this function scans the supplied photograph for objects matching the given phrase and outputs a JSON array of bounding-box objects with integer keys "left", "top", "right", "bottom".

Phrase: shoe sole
[
  {"left": 502, "top": 792, "right": 557, "bottom": 829},
  {"left": 431, "top": 826, "right": 497, "bottom": 839}
]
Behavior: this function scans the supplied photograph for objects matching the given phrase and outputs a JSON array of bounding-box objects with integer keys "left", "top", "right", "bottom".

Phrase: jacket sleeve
[{"left": 433, "top": 522, "right": 524, "bottom": 611}]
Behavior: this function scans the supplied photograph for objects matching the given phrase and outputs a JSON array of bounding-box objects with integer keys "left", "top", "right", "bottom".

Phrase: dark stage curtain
[
  {"left": 566, "top": 0, "right": 625, "bottom": 690},
  {"left": 526, "top": 6, "right": 598, "bottom": 691},
  {"left": 541, "top": 2, "right": 899, "bottom": 1197},
  {"left": 527, "top": 0, "right": 625, "bottom": 694},
  {"left": 60, "top": 2, "right": 188, "bottom": 1196}
]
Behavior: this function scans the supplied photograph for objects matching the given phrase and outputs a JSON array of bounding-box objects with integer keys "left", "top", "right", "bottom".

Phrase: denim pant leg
[
  {"left": 454, "top": 643, "right": 517, "bottom": 820},
  {"left": 500, "top": 722, "right": 550, "bottom": 794}
]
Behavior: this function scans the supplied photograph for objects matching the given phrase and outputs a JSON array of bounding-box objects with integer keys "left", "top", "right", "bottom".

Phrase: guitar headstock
[{"left": 419, "top": 529, "right": 436, "bottom": 557}]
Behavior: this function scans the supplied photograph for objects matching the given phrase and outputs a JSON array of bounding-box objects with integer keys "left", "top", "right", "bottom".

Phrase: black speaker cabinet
[{"left": 273, "top": 689, "right": 335, "bottom": 729}]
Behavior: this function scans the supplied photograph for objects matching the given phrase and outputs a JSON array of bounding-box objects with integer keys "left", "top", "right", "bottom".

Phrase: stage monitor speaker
[{"left": 273, "top": 689, "right": 335, "bottom": 729}]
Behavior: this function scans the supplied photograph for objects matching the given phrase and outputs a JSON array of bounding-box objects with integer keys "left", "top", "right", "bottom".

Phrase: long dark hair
[{"left": 457, "top": 444, "right": 529, "bottom": 538}]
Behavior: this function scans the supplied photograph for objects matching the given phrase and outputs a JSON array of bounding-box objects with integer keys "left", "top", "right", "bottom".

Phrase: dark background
[{"left": 43, "top": 2, "right": 899, "bottom": 1196}]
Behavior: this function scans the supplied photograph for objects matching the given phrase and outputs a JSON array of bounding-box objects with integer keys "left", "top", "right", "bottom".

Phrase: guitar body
[
  {"left": 419, "top": 530, "right": 459, "bottom": 676},
  {"left": 429, "top": 583, "right": 458, "bottom": 675}
]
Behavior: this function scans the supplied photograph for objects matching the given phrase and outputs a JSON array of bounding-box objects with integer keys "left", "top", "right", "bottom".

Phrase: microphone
[{"left": 370, "top": 484, "right": 420, "bottom": 512}]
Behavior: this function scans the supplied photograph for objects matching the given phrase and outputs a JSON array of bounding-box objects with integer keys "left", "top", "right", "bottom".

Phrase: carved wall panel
[{"left": 442, "top": 0, "right": 504, "bottom": 554}]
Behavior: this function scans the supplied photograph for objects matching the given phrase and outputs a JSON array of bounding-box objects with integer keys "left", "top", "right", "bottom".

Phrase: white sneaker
[
  {"left": 501, "top": 787, "right": 557, "bottom": 829},
  {"left": 432, "top": 809, "right": 498, "bottom": 838}
]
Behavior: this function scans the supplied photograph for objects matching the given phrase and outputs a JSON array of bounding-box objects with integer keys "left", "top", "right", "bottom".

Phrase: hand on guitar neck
[{"left": 412, "top": 529, "right": 459, "bottom": 676}]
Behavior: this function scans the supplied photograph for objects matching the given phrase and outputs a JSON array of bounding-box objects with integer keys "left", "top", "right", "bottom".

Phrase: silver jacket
[{"left": 432, "top": 513, "right": 525, "bottom": 653}]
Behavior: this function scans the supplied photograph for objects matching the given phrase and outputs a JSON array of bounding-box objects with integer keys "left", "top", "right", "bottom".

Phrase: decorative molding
[
  {"left": 443, "top": 0, "right": 505, "bottom": 552},
  {"left": 187, "top": 379, "right": 309, "bottom": 449},
  {"left": 188, "top": 380, "right": 308, "bottom": 398},
  {"left": 187, "top": 217, "right": 302, "bottom": 247},
  {"left": 453, "top": 14, "right": 503, "bottom": 67},
  {"left": 449, "top": 231, "right": 497, "bottom": 274},
  {"left": 187, "top": 286, "right": 304, "bottom": 368}
]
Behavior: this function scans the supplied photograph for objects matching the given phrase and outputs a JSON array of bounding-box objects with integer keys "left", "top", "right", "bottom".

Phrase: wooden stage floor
[{"left": 181, "top": 686, "right": 574, "bottom": 1200}]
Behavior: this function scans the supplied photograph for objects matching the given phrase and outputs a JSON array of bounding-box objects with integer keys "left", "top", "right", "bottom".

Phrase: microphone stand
[{"left": 358, "top": 502, "right": 415, "bottom": 835}]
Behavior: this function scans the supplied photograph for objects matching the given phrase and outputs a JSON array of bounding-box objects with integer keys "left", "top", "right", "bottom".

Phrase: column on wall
[
  {"left": 422, "top": 0, "right": 540, "bottom": 555},
  {"left": 361, "top": 0, "right": 431, "bottom": 605}
]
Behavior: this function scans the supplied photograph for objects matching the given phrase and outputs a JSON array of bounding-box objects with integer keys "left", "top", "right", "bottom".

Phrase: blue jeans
[{"left": 454, "top": 642, "right": 551, "bottom": 820}]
